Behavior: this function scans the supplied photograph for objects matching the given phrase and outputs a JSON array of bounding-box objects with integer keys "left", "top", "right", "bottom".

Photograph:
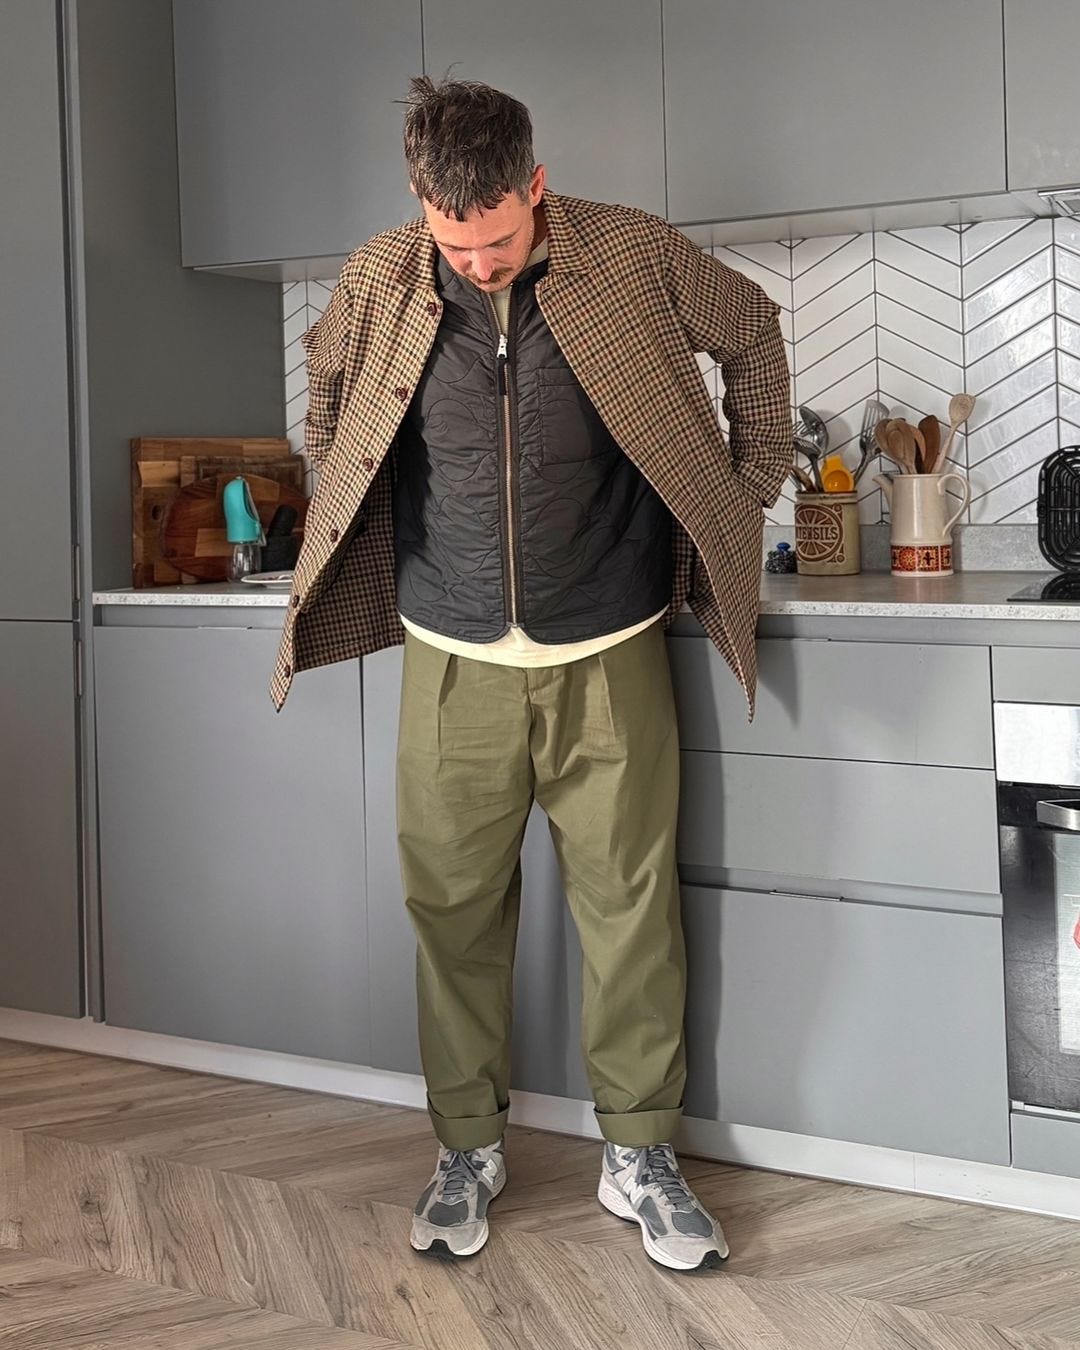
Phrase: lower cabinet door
[
  {"left": 95, "top": 626, "right": 368, "bottom": 1063},
  {"left": 0, "top": 620, "right": 81, "bottom": 1016},
  {"left": 682, "top": 884, "right": 1011, "bottom": 1164}
]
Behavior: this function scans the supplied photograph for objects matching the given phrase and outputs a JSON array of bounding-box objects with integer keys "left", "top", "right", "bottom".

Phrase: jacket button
[
  {"left": 284, "top": 664, "right": 292, "bottom": 678},
  {"left": 394, "top": 386, "right": 409, "bottom": 401},
  {"left": 291, "top": 593, "right": 300, "bottom": 606},
  {"left": 361, "top": 456, "right": 374, "bottom": 471},
  {"left": 426, "top": 302, "right": 438, "bottom": 316},
  {"left": 329, "top": 527, "right": 340, "bottom": 542}
]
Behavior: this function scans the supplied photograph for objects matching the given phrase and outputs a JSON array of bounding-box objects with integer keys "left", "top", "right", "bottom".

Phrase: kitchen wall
[{"left": 283, "top": 215, "right": 1080, "bottom": 531}]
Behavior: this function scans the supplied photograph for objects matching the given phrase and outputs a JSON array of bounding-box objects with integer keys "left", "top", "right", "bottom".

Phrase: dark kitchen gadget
[
  {"left": 1038, "top": 446, "right": 1080, "bottom": 572},
  {"left": 261, "top": 503, "right": 301, "bottom": 571}
]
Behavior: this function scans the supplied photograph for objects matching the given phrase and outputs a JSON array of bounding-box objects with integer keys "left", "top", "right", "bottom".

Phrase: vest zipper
[{"left": 489, "top": 294, "right": 520, "bottom": 627}]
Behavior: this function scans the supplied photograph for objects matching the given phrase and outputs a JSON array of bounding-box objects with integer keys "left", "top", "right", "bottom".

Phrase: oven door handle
[{"left": 1036, "top": 799, "right": 1080, "bottom": 832}]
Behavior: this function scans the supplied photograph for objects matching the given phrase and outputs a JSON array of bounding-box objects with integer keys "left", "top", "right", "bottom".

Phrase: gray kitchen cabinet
[
  {"left": 0, "top": 1, "right": 72, "bottom": 619},
  {"left": 94, "top": 623, "right": 369, "bottom": 1063},
  {"left": 670, "top": 637, "right": 993, "bottom": 768},
  {"left": 1011, "top": 1111, "right": 1080, "bottom": 1181},
  {"left": 172, "top": 0, "right": 422, "bottom": 267},
  {"left": 664, "top": 0, "right": 1006, "bottom": 223},
  {"left": 422, "top": 0, "right": 666, "bottom": 216},
  {"left": 992, "top": 645, "right": 1080, "bottom": 705},
  {"left": 0, "top": 622, "right": 81, "bottom": 1017},
  {"left": 679, "top": 751, "right": 1000, "bottom": 900},
  {"left": 682, "top": 884, "right": 1011, "bottom": 1163},
  {"left": 1004, "top": 0, "right": 1080, "bottom": 190},
  {"left": 362, "top": 644, "right": 592, "bottom": 1101},
  {"left": 0, "top": 1, "right": 81, "bottom": 1023}
]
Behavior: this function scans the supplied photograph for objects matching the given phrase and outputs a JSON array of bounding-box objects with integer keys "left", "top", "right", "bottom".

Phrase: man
[{"left": 271, "top": 76, "right": 791, "bottom": 1273}]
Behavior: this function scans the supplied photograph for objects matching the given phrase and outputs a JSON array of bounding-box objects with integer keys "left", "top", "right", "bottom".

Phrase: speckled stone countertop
[
  {"left": 93, "top": 582, "right": 292, "bottom": 607},
  {"left": 93, "top": 571, "right": 1080, "bottom": 621},
  {"left": 757, "top": 570, "right": 1080, "bottom": 621}
]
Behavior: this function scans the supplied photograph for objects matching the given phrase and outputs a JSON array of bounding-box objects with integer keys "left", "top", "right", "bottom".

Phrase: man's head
[{"left": 403, "top": 75, "right": 545, "bottom": 291}]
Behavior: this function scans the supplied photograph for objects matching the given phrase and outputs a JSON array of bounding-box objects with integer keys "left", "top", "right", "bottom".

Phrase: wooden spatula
[{"left": 918, "top": 415, "right": 941, "bottom": 473}]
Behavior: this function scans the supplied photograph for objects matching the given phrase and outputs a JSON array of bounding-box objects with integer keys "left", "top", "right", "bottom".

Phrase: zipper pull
[{"left": 497, "top": 332, "right": 508, "bottom": 394}]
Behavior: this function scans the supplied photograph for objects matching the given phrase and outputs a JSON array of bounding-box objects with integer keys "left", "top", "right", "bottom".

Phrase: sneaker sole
[
  {"left": 409, "top": 1171, "right": 506, "bottom": 1259},
  {"left": 597, "top": 1171, "right": 729, "bottom": 1272}
]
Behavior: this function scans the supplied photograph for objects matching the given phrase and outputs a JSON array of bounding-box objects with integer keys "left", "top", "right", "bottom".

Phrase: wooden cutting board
[
  {"left": 179, "top": 454, "right": 305, "bottom": 489},
  {"left": 131, "top": 436, "right": 299, "bottom": 586},
  {"left": 160, "top": 474, "right": 309, "bottom": 582}
]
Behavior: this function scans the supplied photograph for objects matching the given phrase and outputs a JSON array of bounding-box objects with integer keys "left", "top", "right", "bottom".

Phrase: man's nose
[{"left": 471, "top": 252, "right": 494, "bottom": 281}]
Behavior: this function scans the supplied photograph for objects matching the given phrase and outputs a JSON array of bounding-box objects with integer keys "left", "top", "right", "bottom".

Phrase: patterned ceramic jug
[{"left": 874, "top": 472, "right": 971, "bottom": 577}]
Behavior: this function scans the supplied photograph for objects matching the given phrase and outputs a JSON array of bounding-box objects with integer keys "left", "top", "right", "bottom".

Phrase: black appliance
[
  {"left": 1008, "top": 446, "right": 1080, "bottom": 605},
  {"left": 995, "top": 701, "right": 1080, "bottom": 1114}
]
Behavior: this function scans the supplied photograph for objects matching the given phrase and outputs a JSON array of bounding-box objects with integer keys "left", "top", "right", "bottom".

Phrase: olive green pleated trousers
[{"left": 395, "top": 619, "right": 687, "bottom": 1151}]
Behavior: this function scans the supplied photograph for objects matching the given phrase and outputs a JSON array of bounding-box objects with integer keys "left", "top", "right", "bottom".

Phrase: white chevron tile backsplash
[
  {"left": 1057, "top": 219, "right": 1080, "bottom": 457},
  {"left": 286, "top": 216, "right": 1080, "bottom": 530}
]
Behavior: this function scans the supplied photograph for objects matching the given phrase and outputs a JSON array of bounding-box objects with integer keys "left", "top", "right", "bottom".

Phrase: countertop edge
[{"left": 92, "top": 571, "right": 1080, "bottom": 622}]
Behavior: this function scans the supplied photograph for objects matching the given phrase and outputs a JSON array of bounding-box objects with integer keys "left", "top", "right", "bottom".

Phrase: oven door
[{"left": 999, "top": 782, "right": 1080, "bottom": 1112}]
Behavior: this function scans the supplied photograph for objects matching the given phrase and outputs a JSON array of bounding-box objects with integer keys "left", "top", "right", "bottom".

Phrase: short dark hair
[{"left": 402, "top": 75, "right": 535, "bottom": 220}]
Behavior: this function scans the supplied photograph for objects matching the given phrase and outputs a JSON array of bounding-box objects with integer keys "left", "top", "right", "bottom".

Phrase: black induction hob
[{"left": 1008, "top": 573, "right": 1080, "bottom": 604}]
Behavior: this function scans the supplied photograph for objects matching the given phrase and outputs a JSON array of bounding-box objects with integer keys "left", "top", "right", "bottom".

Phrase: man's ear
[{"left": 408, "top": 180, "right": 418, "bottom": 197}]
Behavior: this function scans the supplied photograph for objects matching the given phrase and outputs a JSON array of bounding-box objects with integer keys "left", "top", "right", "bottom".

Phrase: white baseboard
[{"left": 3, "top": 1007, "right": 1079, "bottom": 1225}]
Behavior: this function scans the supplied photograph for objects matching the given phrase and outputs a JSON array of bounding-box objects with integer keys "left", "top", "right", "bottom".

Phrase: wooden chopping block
[{"left": 131, "top": 437, "right": 293, "bottom": 586}]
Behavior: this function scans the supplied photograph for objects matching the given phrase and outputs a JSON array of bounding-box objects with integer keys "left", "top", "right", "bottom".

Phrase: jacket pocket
[{"left": 536, "top": 367, "right": 620, "bottom": 470}]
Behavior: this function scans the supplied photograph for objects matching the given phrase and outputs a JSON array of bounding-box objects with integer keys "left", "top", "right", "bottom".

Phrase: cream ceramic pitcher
[{"left": 874, "top": 472, "right": 971, "bottom": 576}]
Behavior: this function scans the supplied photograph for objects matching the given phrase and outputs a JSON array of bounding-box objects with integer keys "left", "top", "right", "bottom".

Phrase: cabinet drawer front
[
  {"left": 668, "top": 637, "right": 992, "bottom": 767},
  {"left": 1010, "top": 1111, "right": 1080, "bottom": 1181},
  {"left": 678, "top": 752, "right": 1000, "bottom": 895},
  {"left": 992, "top": 646, "right": 1080, "bottom": 705},
  {"left": 682, "top": 884, "right": 1010, "bottom": 1164}
]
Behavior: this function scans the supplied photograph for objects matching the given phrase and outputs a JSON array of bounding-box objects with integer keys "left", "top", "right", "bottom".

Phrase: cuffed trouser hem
[
  {"left": 426, "top": 1095, "right": 510, "bottom": 1150},
  {"left": 594, "top": 1105, "right": 683, "bottom": 1147}
]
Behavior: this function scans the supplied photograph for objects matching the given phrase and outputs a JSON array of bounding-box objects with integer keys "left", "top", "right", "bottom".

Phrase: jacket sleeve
[
  {"left": 663, "top": 224, "right": 793, "bottom": 508},
  {"left": 299, "top": 270, "right": 353, "bottom": 469}
]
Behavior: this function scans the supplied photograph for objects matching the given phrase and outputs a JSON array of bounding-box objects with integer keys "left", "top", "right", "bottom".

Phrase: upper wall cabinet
[
  {"left": 664, "top": 0, "right": 1007, "bottom": 224},
  {"left": 173, "top": 0, "right": 422, "bottom": 267},
  {"left": 1004, "top": 0, "right": 1080, "bottom": 190},
  {"left": 422, "top": 0, "right": 666, "bottom": 217}
]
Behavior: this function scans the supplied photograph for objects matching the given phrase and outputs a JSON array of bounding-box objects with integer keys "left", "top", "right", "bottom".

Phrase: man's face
[{"left": 419, "top": 165, "right": 545, "bottom": 292}]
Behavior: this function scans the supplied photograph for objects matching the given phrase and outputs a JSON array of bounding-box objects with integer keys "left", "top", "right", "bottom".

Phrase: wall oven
[{"left": 995, "top": 702, "right": 1080, "bottom": 1116}]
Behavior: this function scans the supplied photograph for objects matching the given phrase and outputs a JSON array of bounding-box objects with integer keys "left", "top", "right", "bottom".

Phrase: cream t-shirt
[{"left": 399, "top": 235, "right": 668, "bottom": 667}]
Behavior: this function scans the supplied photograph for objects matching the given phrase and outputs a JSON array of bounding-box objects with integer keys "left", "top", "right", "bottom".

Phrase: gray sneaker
[
  {"left": 410, "top": 1138, "right": 506, "bottom": 1258},
  {"left": 598, "top": 1142, "right": 729, "bottom": 1271}
]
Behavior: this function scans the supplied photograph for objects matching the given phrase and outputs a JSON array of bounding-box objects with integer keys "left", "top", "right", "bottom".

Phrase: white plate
[{"left": 240, "top": 571, "right": 294, "bottom": 587}]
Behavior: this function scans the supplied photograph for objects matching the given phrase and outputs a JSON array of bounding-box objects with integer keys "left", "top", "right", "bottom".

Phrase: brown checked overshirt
[{"left": 270, "top": 191, "right": 792, "bottom": 716}]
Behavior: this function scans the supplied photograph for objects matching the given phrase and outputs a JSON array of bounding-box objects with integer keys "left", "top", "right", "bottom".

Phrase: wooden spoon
[
  {"left": 899, "top": 421, "right": 923, "bottom": 474},
  {"left": 938, "top": 392, "right": 976, "bottom": 468},
  {"left": 885, "top": 425, "right": 917, "bottom": 474},
  {"left": 907, "top": 422, "right": 929, "bottom": 471},
  {"left": 918, "top": 415, "right": 941, "bottom": 473},
  {"left": 873, "top": 419, "right": 893, "bottom": 457}
]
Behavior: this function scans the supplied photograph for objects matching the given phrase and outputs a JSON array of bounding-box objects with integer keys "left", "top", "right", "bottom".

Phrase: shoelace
[
  {"left": 636, "top": 1145, "right": 694, "bottom": 1209},
  {"left": 435, "top": 1147, "right": 488, "bottom": 1204}
]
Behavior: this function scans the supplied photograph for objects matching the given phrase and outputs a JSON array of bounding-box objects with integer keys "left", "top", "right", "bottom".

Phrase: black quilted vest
[{"left": 391, "top": 250, "right": 672, "bottom": 643}]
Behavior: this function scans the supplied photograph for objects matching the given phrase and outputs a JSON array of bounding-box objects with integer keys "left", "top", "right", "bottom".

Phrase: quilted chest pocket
[{"left": 535, "top": 366, "right": 620, "bottom": 473}]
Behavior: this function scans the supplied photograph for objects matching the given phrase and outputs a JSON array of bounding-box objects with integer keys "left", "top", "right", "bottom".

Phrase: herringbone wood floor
[{"left": 2, "top": 1037, "right": 1079, "bottom": 1349}]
